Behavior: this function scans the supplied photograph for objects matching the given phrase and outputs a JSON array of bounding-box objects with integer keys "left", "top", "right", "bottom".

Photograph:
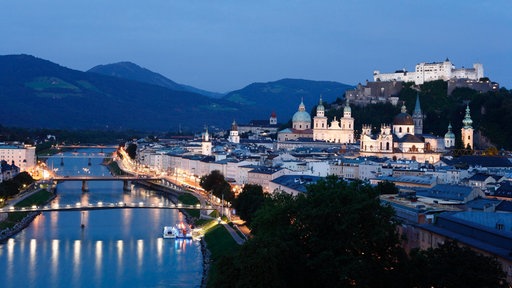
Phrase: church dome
[
  {"left": 393, "top": 113, "right": 414, "bottom": 125},
  {"left": 344, "top": 104, "right": 351, "bottom": 114},
  {"left": 292, "top": 110, "right": 312, "bottom": 123},
  {"left": 316, "top": 96, "right": 325, "bottom": 112},
  {"left": 393, "top": 103, "right": 414, "bottom": 125},
  {"left": 292, "top": 99, "right": 312, "bottom": 123},
  {"left": 445, "top": 123, "right": 455, "bottom": 139},
  {"left": 317, "top": 102, "right": 325, "bottom": 112}
]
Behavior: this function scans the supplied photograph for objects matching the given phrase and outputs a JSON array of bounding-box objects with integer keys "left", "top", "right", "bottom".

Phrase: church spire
[
  {"left": 413, "top": 93, "right": 424, "bottom": 134},
  {"left": 298, "top": 97, "right": 306, "bottom": 112},
  {"left": 413, "top": 93, "right": 422, "bottom": 116},
  {"left": 463, "top": 104, "right": 473, "bottom": 128}
]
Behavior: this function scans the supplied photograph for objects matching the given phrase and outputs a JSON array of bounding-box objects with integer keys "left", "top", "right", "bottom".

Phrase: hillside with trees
[{"left": 323, "top": 81, "right": 512, "bottom": 150}]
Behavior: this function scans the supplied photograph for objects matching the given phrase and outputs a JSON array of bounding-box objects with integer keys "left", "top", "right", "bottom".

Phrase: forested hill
[
  {"left": 0, "top": 54, "right": 352, "bottom": 132},
  {"left": 325, "top": 80, "right": 512, "bottom": 150}
]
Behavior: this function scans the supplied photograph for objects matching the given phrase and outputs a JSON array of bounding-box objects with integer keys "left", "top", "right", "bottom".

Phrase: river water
[{"left": 0, "top": 149, "right": 203, "bottom": 288}]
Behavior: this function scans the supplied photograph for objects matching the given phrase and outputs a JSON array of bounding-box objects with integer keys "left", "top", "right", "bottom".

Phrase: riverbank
[{"left": 0, "top": 189, "right": 56, "bottom": 243}]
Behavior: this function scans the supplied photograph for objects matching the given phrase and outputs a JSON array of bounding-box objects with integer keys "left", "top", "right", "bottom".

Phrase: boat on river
[{"left": 162, "top": 223, "right": 193, "bottom": 239}]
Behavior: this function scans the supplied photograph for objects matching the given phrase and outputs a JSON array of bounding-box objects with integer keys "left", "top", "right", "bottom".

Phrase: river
[{"left": 0, "top": 149, "right": 203, "bottom": 287}]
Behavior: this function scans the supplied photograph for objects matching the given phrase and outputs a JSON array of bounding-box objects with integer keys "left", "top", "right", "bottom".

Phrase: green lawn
[
  {"left": 204, "top": 224, "right": 240, "bottom": 260},
  {"left": 15, "top": 190, "right": 53, "bottom": 207},
  {"left": 178, "top": 193, "right": 201, "bottom": 218},
  {"left": 0, "top": 190, "right": 54, "bottom": 230}
]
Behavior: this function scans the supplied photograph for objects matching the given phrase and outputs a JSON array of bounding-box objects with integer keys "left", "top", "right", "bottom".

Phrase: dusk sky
[{"left": 1, "top": 1, "right": 510, "bottom": 93}]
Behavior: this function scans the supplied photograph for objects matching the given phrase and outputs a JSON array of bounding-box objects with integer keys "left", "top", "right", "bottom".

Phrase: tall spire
[
  {"left": 463, "top": 104, "right": 473, "bottom": 128},
  {"left": 401, "top": 101, "right": 407, "bottom": 113},
  {"left": 413, "top": 93, "right": 424, "bottom": 134},
  {"left": 413, "top": 93, "right": 422, "bottom": 116}
]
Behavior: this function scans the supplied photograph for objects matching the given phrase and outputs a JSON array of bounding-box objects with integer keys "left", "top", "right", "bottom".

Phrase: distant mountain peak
[{"left": 88, "top": 62, "right": 224, "bottom": 98}]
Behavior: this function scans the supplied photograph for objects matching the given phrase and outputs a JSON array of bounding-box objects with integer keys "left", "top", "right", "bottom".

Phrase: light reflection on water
[{"left": 0, "top": 149, "right": 202, "bottom": 287}]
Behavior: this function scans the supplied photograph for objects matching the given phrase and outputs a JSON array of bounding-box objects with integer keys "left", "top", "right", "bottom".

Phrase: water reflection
[
  {"left": 28, "top": 239, "right": 37, "bottom": 284},
  {"left": 137, "top": 239, "right": 144, "bottom": 272},
  {"left": 51, "top": 239, "right": 59, "bottom": 278},
  {"left": 1, "top": 149, "right": 203, "bottom": 287},
  {"left": 95, "top": 241, "right": 103, "bottom": 282}
]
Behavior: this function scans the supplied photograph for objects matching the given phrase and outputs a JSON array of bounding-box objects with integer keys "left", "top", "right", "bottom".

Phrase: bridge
[
  {"left": 0, "top": 201, "right": 214, "bottom": 213},
  {"left": 37, "top": 154, "right": 114, "bottom": 159},
  {"left": 52, "top": 176, "right": 162, "bottom": 192},
  {"left": 56, "top": 145, "right": 118, "bottom": 149}
]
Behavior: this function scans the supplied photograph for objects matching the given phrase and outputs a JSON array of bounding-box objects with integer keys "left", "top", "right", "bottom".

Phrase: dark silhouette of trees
[
  {"left": 232, "top": 184, "right": 266, "bottom": 226},
  {"left": 375, "top": 180, "right": 399, "bottom": 194},
  {"left": 199, "top": 170, "right": 234, "bottom": 202},
  {"left": 0, "top": 172, "right": 35, "bottom": 200},
  {"left": 213, "top": 177, "right": 407, "bottom": 287},
  {"left": 408, "top": 241, "right": 507, "bottom": 288},
  {"left": 125, "top": 143, "right": 137, "bottom": 159},
  {"left": 211, "top": 176, "right": 508, "bottom": 287}
]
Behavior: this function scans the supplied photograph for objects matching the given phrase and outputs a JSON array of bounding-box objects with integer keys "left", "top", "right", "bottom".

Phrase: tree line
[{"left": 208, "top": 176, "right": 507, "bottom": 287}]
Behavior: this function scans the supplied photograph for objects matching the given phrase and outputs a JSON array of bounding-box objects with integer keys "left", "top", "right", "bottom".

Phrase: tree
[
  {"left": 125, "top": 143, "right": 137, "bottom": 159},
  {"left": 199, "top": 170, "right": 234, "bottom": 202},
  {"left": 376, "top": 180, "right": 399, "bottom": 194},
  {"left": 232, "top": 184, "right": 266, "bottom": 225},
  {"left": 408, "top": 241, "right": 507, "bottom": 287},
  {"left": 218, "top": 176, "right": 407, "bottom": 287}
]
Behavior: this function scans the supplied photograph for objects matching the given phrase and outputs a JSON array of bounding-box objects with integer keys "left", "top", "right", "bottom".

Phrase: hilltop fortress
[
  {"left": 346, "top": 59, "right": 498, "bottom": 106},
  {"left": 373, "top": 58, "right": 483, "bottom": 85}
]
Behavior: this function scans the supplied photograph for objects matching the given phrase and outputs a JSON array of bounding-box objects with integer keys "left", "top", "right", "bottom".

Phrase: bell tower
[
  {"left": 202, "top": 126, "right": 212, "bottom": 156},
  {"left": 461, "top": 105, "right": 474, "bottom": 149}
]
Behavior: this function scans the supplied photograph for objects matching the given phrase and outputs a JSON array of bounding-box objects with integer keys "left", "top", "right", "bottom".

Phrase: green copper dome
[{"left": 292, "top": 99, "right": 311, "bottom": 123}]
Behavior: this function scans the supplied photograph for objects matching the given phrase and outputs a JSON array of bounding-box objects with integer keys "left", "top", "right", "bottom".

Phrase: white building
[
  {"left": 228, "top": 120, "right": 240, "bottom": 144},
  {"left": 0, "top": 144, "right": 36, "bottom": 172},
  {"left": 373, "top": 59, "right": 484, "bottom": 85}
]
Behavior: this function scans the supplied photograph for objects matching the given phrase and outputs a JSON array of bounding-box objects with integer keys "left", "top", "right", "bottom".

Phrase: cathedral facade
[
  {"left": 359, "top": 95, "right": 443, "bottom": 163},
  {"left": 313, "top": 96, "right": 355, "bottom": 144},
  {"left": 278, "top": 97, "right": 355, "bottom": 143}
]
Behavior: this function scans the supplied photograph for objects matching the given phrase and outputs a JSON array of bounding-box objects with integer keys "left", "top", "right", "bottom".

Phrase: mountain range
[{"left": 0, "top": 54, "right": 353, "bottom": 132}]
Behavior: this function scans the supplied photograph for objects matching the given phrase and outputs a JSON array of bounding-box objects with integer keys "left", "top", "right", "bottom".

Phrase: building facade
[
  {"left": 0, "top": 144, "right": 36, "bottom": 172},
  {"left": 373, "top": 59, "right": 484, "bottom": 85},
  {"left": 313, "top": 97, "right": 355, "bottom": 144}
]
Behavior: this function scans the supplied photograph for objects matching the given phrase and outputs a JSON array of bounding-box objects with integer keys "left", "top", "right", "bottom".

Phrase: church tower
[
  {"left": 339, "top": 98, "right": 355, "bottom": 143},
  {"left": 202, "top": 126, "right": 212, "bottom": 156},
  {"left": 228, "top": 120, "right": 240, "bottom": 144},
  {"left": 461, "top": 104, "right": 474, "bottom": 149},
  {"left": 313, "top": 96, "right": 328, "bottom": 141},
  {"left": 444, "top": 122, "right": 455, "bottom": 148},
  {"left": 269, "top": 111, "right": 277, "bottom": 125},
  {"left": 413, "top": 93, "right": 424, "bottom": 135}
]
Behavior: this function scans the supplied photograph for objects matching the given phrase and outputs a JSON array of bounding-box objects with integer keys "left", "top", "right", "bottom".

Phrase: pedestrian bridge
[
  {"left": 52, "top": 176, "right": 162, "bottom": 192},
  {"left": 0, "top": 201, "right": 214, "bottom": 213}
]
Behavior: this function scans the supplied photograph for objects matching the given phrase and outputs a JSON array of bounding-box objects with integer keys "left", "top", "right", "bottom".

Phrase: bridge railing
[{"left": 0, "top": 201, "right": 215, "bottom": 213}]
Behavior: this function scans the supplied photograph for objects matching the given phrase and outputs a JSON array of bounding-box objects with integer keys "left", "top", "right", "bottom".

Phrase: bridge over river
[
  {"left": 51, "top": 175, "right": 163, "bottom": 192},
  {"left": 0, "top": 201, "right": 214, "bottom": 213}
]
